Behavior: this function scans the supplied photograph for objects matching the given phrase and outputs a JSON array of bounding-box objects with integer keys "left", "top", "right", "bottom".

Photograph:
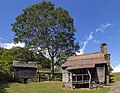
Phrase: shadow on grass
[{"left": 0, "top": 82, "right": 9, "bottom": 93}]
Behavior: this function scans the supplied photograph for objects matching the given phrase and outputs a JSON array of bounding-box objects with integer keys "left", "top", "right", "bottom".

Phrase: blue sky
[{"left": 0, "top": 0, "right": 120, "bottom": 67}]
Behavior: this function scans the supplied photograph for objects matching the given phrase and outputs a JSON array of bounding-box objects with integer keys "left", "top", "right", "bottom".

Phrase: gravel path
[{"left": 108, "top": 81, "right": 120, "bottom": 93}]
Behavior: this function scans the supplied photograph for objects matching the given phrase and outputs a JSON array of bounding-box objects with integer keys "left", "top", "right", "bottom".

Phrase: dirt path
[{"left": 108, "top": 81, "right": 120, "bottom": 93}]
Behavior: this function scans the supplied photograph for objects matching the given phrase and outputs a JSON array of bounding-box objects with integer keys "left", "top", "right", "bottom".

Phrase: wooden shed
[
  {"left": 13, "top": 60, "right": 37, "bottom": 83},
  {"left": 61, "top": 43, "right": 110, "bottom": 88}
]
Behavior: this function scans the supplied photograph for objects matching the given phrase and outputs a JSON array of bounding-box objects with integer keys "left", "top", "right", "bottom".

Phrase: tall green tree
[{"left": 12, "top": 1, "right": 76, "bottom": 77}]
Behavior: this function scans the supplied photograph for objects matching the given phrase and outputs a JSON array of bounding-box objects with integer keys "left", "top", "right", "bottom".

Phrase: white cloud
[
  {"left": 75, "top": 49, "right": 84, "bottom": 55},
  {"left": 82, "top": 32, "right": 93, "bottom": 52},
  {"left": 0, "top": 37, "right": 3, "bottom": 40},
  {"left": 0, "top": 42, "right": 25, "bottom": 49},
  {"left": 76, "top": 22, "right": 112, "bottom": 55},
  {"left": 0, "top": 37, "right": 5, "bottom": 41},
  {"left": 91, "top": 40, "right": 100, "bottom": 45},
  {"left": 95, "top": 23, "right": 112, "bottom": 33},
  {"left": 76, "top": 32, "right": 94, "bottom": 55},
  {"left": 112, "top": 64, "right": 120, "bottom": 73},
  {"left": 110, "top": 64, "right": 114, "bottom": 70}
]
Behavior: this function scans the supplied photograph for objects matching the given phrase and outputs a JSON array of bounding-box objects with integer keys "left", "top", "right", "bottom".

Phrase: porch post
[
  {"left": 87, "top": 69, "right": 91, "bottom": 89},
  {"left": 70, "top": 72, "right": 73, "bottom": 88}
]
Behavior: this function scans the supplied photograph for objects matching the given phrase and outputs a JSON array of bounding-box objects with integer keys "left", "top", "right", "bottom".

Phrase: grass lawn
[
  {"left": 1, "top": 72, "right": 120, "bottom": 93},
  {"left": 1, "top": 81, "right": 110, "bottom": 93},
  {"left": 112, "top": 72, "right": 120, "bottom": 81}
]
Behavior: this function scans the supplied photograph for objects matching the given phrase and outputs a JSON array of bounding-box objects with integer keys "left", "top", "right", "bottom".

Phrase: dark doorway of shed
[
  {"left": 74, "top": 83, "right": 89, "bottom": 88},
  {"left": 23, "top": 78, "right": 28, "bottom": 84}
]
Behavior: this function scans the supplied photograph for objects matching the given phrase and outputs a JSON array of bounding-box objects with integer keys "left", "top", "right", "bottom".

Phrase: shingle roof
[
  {"left": 61, "top": 52, "right": 107, "bottom": 70},
  {"left": 13, "top": 60, "right": 37, "bottom": 68}
]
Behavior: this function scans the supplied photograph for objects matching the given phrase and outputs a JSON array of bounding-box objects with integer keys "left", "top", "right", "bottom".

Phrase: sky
[{"left": 0, "top": 0, "right": 120, "bottom": 68}]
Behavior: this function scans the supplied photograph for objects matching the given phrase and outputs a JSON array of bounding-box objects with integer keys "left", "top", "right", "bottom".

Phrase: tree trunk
[{"left": 50, "top": 57, "right": 54, "bottom": 78}]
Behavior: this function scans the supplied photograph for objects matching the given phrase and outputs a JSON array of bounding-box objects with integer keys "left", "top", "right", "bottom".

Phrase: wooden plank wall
[{"left": 96, "top": 64, "right": 105, "bottom": 83}]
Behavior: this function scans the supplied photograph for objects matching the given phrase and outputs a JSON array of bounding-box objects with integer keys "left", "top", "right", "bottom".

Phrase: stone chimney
[
  {"left": 101, "top": 43, "right": 107, "bottom": 54},
  {"left": 101, "top": 43, "right": 111, "bottom": 85},
  {"left": 101, "top": 43, "right": 110, "bottom": 63}
]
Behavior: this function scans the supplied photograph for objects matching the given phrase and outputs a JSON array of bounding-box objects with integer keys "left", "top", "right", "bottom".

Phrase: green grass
[
  {"left": 3, "top": 81, "right": 110, "bottom": 93},
  {"left": 1, "top": 72, "right": 120, "bottom": 93},
  {"left": 0, "top": 83, "right": 8, "bottom": 93},
  {"left": 112, "top": 72, "right": 120, "bottom": 81}
]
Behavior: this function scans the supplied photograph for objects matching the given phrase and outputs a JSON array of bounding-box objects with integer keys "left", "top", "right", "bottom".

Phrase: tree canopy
[
  {"left": 12, "top": 1, "right": 77, "bottom": 76},
  {"left": 11, "top": 47, "right": 51, "bottom": 69}
]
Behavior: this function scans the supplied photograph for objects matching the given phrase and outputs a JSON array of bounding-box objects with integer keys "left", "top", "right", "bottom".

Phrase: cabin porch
[{"left": 70, "top": 68, "right": 92, "bottom": 88}]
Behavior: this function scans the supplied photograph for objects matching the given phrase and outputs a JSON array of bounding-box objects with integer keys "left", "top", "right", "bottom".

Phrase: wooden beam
[
  {"left": 82, "top": 74, "right": 84, "bottom": 83},
  {"left": 70, "top": 72, "right": 73, "bottom": 88},
  {"left": 87, "top": 69, "right": 91, "bottom": 89}
]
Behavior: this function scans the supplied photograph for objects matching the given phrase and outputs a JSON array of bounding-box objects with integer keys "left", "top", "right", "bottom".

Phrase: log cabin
[{"left": 61, "top": 43, "right": 110, "bottom": 88}]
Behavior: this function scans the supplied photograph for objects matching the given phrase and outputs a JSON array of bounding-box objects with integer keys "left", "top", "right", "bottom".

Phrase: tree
[
  {"left": 11, "top": 47, "right": 35, "bottom": 61},
  {"left": 11, "top": 47, "right": 51, "bottom": 69},
  {"left": 0, "top": 48, "right": 14, "bottom": 80},
  {"left": 12, "top": 1, "right": 77, "bottom": 77},
  {"left": 0, "top": 47, "right": 5, "bottom": 55}
]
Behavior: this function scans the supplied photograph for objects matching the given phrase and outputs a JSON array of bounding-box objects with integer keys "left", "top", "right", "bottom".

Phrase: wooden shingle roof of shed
[
  {"left": 13, "top": 60, "right": 37, "bottom": 68},
  {"left": 61, "top": 52, "right": 107, "bottom": 70}
]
